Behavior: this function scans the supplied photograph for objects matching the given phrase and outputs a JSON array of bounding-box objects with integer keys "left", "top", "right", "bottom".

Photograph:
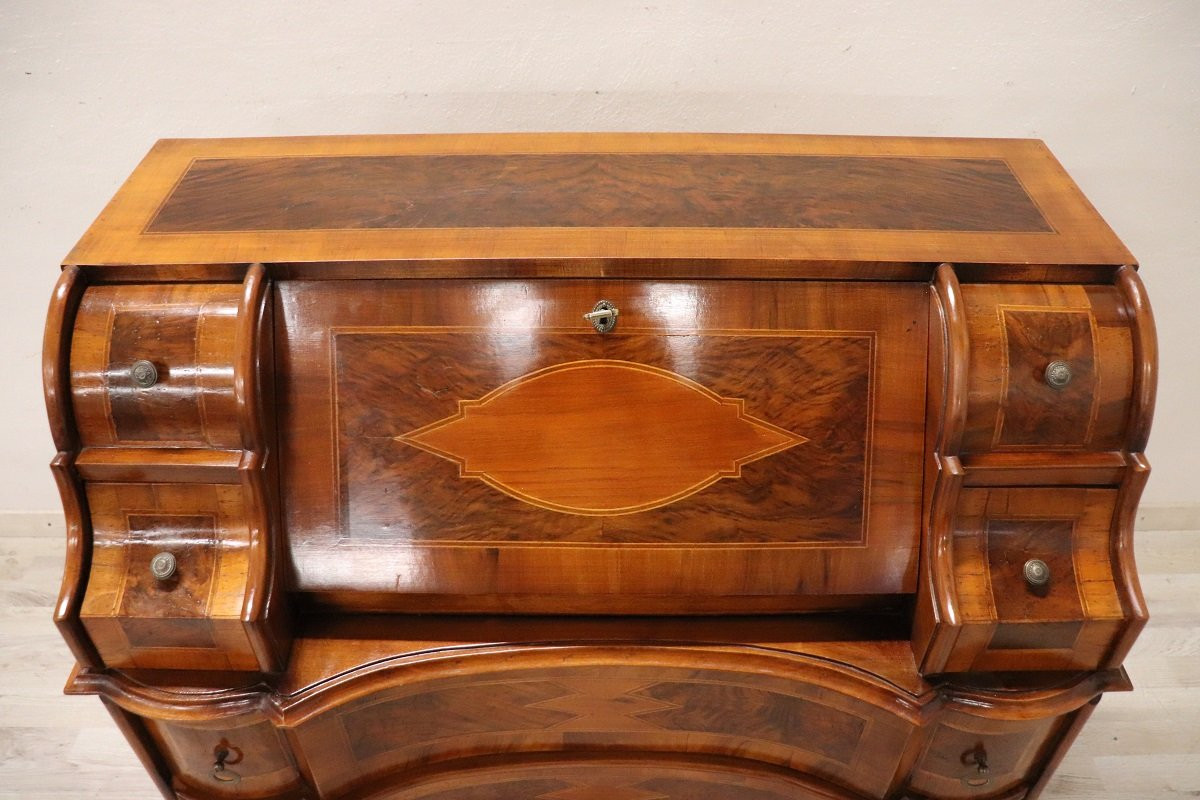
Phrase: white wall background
[{"left": 2, "top": 1, "right": 1197, "bottom": 511}]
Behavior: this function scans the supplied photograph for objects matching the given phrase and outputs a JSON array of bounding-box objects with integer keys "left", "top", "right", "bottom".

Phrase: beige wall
[{"left": 2, "top": 1, "right": 1196, "bottom": 510}]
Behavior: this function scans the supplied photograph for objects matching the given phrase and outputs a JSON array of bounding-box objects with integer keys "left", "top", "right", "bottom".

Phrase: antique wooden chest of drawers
[{"left": 45, "top": 133, "right": 1155, "bottom": 799}]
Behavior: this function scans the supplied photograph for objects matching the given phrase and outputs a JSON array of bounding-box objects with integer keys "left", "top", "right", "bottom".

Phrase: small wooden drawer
[
  {"left": 143, "top": 714, "right": 303, "bottom": 798},
  {"left": 69, "top": 283, "right": 243, "bottom": 449},
  {"left": 945, "top": 487, "right": 1130, "bottom": 672},
  {"left": 960, "top": 283, "right": 1133, "bottom": 456},
  {"left": 909, "top": 708, "right": 1066, "bottom": 798},
  {"left": 79, "top": 482, "right": 260, "bottom": 671}
]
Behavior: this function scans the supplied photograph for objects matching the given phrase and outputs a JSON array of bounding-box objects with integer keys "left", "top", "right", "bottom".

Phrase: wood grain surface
[
  {"left": 960, "top": 282, "right": 1133, "bottom": 455},
  {"left": 276, "top": 278, "right": 926, "bottom": 611},
  {"left": 69, "top": 283, "right": 243, "bottom": 449},
  {"left": 145, "top": 153, "right": 1052, "bottom": 234},
  {"left": 78, "top": 482, "right": 259, "bottom": 671}
]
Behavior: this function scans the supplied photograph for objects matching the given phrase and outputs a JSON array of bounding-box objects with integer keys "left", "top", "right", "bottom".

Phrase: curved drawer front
[
  {"left": 945, "top": 487, "right": 1128, "bottom": 672},
  {"left": 361, "top": 757, "right": 858, "bottom": 800},
  {"left": 960, "top": 282, "right": 1132, "bottom": 457},
  {"left": 143, "top": 713, "right": 303, "bottom": 798},
  {"left": 289, "top": 657, "right": 915, "bottom": 799},
  {"left": 910, "top": 709, "right": 1065, "bottom": 799},
  {"left": 78, "top": 482, "right": 259, "bottom": 670},
  {"left": 70, "top": 283, "right": 242, "bottom": 448},
  {"left": 278, "top": 279, "right": 927, "bottom": 613}
]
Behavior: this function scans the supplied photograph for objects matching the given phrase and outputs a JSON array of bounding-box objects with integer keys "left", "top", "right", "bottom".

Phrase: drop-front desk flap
[{"left": 47, "top": 133, "right": 1154, "bottom": 800}]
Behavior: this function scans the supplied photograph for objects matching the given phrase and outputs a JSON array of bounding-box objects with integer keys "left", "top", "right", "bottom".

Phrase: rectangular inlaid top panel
[
  {"left": 146, "top": 154, "right": 1051, "bottom": 234},
  {"left": 64, "top": 133, "right": 1134, "bottom": 269}
]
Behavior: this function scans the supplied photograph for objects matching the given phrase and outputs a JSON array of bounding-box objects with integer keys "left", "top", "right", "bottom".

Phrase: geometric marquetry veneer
[{"left": 46, "top": 133, "right": 1154, "bottom": 799}]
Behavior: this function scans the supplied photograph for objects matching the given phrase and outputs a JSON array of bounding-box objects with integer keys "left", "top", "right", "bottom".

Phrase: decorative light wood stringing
[{"left": 44, "top": 133, "right": 1155, "bottom": 799}]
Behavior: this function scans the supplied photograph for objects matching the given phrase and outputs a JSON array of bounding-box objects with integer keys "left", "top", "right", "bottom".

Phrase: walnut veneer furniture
[{"left": 44, "top": 133, "right": 1156, "bottom": 800}]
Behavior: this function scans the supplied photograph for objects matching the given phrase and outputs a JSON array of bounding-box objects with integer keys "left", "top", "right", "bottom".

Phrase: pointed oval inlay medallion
[{"left": 396, "top": 360, "right": 807, "bottom": 515}]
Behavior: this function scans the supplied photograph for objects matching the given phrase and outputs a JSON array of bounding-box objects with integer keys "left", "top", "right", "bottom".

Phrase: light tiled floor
[{"left": 1, "top": 518, "right": 1196, "bottom": 799}]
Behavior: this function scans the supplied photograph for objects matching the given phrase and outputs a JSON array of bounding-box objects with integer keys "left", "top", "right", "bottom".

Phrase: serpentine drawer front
[{"left": 46, "top": 133, "right": 1154, "bottom": 799}]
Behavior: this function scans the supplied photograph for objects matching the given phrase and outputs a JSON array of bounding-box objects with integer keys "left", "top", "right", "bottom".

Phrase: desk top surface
[{"left": 66, "top": 132, "right": 1133, "bottom": 272}]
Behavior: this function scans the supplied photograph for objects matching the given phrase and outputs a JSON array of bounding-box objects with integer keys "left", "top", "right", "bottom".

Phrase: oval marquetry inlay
[{"left": 396, "top": 360, "right": 807, "bottom": 515}]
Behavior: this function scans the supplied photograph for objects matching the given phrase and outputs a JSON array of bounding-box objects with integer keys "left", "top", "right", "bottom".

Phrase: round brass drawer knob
[
  {"left": 130, "top": 359, "right": 158, "bottom": 388},
  {"left": 1024, "top": 558, "right": 1051, "bottom": 587},
  {"left": 150, "top": 551, "right": 177, "bottom": 581},
  {"left": 1044, "top": 360, "right": 1072, "bottom": 389}
]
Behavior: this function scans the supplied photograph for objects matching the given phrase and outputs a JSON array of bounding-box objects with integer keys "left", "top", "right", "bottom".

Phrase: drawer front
[
  {"left": 910, "top": 709, "right": 1065, "bottom": 798},
  {"left": 357, "top": 759, "right": 854, "bottom": 800},
  {"left": 144, "top": 715, "right": 302, "bottom": 798},
  {"left": 70, "top": 283, "right": 242, "bottom": 448},
  {"left": 947, "top": 488, "right": 1127, "bottom": 672},
  {"left": 79, "top": 482, "right": 259, "bottom": 670},
  {"left": 960, "top": 283, "right": 1132, "bottom": 455},
  {"left": 277, "top": 279, "right": 927, "bottom": 612},
  {"left": 291, "top": 661, "right": 912, "bottom": 799}
]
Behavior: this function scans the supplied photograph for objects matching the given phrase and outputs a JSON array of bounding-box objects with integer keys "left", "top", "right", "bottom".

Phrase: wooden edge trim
[
  {"left": 1024, "top": 696, "right": 1102, "bottom": 800},
  {"left": 80, "top": 262, "right": 249, "bottom": 283},
  {"left": 65, "top": 643, "right": 926, "bottom": 727},
  {"left": 280, "top": 643, "right": 929, "bottom": 725},
  {"left": 68, "top": 667, "right": 276, "bottom": 722},
  {"left": 904, "top": 787, "right": 1028, "bottom": 800},
  {"left": 43, "top": 265, "right": 86, "bottom": 452},
  {"left": 280, "top": 726, "right": 324, "bottom": 799},
  {"left": 234, "top": 263, "right": 290, "bottom": 674},
  {"left": 51, "top": 454, "right": 102, "bottom": 668},
  {"left": 99, "top": 696, "right": 177, "bottom": 800},
  {"left": 1104, "top": 453, "right": 1151, "bottom": 668},
  {"left": 234, "top": 263, "right": 269, "bottom": 452},
  {"left": 960, "top": 451, "right": 1127, "bottom": 487},
  {"left": 176, "top": 787, "right": 308, "bottom": 800},
  {"left": 917, "top": 457, "right": 965, "bottom": 675},
  {"left": 1116, "top": 265, "right": 1157, "bottom": 453},
  {"left": 938, "top": 668, "right": 1128, "bottom": 721},
  {"left": 933, "top": 264, "right": 967, "bottom": 456},
  {"left": 75, "top": 447, "right": 243, "bottom": 483},
  {"left": 346, "top": 751, "right": 875, "bottom": 800},
  {"left": 915, "top": 265, "right": 969, "bottom": 675}
]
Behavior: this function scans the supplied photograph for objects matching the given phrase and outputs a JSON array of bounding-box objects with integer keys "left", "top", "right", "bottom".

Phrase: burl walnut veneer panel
[
  {"left": 277, "top": 279, "right": 926, "bottom": 612},
  {"left": 146, "top": 153, "right": 1051, "bottom": 234}
]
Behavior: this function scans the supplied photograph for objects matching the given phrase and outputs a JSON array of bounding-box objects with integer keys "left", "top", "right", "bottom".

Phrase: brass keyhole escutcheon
[
  {"left": 583, "top": 300, "right": 619, "bottom": 334},
  {"left": 212, "top": 740, "right": 243, "bottom": 783},
  {"left": 961, "top": 743, "right": 990, "bottom": 787}
]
